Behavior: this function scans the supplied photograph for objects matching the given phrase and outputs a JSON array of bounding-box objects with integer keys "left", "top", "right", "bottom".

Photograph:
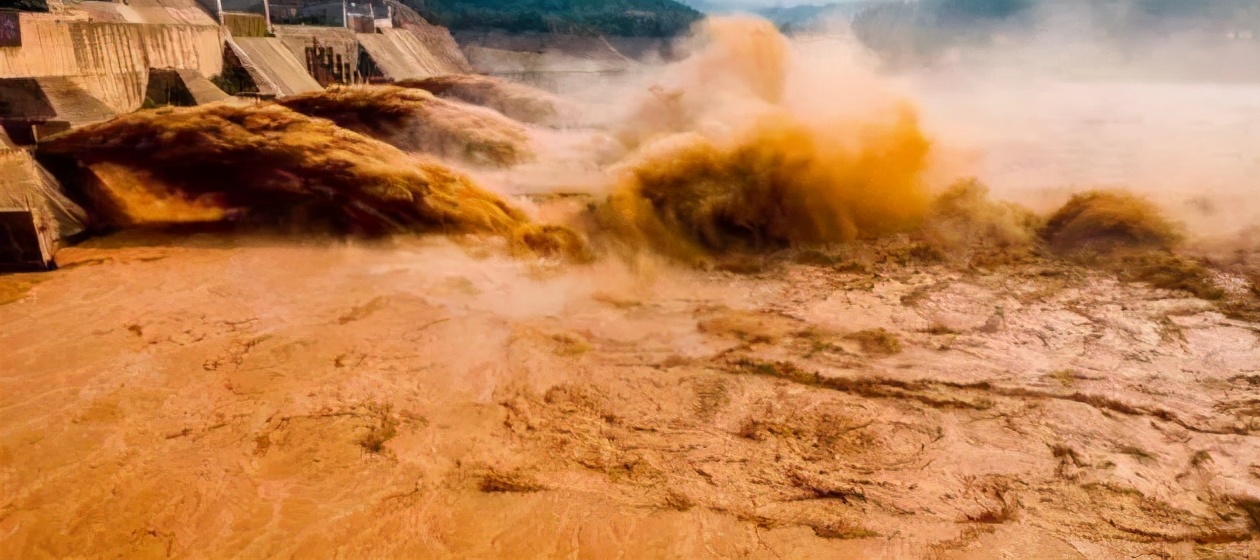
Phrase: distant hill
[
  {"left": 403, "top": 0, "right": 704, "bottom": 37},
  {"left": 677, "top": 0, "right": 722, "bottom": 13},
  {"left": 3, "top": 0, "right": 51, "bottom": 11}
]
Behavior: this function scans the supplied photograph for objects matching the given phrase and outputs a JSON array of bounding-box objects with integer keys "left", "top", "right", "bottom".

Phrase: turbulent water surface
[
  {"left": 3, "top": 18, "right": 1260, "bottom": 560},
  {"left": 915, "top": 76, "right": 1260, "bottom": 233}
]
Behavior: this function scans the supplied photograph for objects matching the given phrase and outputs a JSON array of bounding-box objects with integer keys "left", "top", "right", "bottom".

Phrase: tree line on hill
[
  {"left": 2, "top": 0, "right": 51, "bottom": 12},
  {"left": 401, "top": 0, "right": 702, "bottom": 37}
]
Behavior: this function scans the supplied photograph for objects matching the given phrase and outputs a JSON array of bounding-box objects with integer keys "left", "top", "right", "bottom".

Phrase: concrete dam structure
[
  {"left": 0, "top": 2, "right": 224, "bottom": 140},
  {"left": 1, "top": 0, "right": 468, "bottom": 135},
  {"left": 273, "top": 23, "right": 467, "bottom": 87},
  {"left": 0, "top": 129, "right": 87, "bottom": 271},
  {"left": 225, "top": 35, "right": 323, "bottom": 96},
  {"left": 0, "top": 0, "right": 475, "bottom": 268}
]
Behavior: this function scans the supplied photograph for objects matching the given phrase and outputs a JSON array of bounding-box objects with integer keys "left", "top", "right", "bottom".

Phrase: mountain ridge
[{"left": 403, "top": 0, "right": 703, "bottom": 37}]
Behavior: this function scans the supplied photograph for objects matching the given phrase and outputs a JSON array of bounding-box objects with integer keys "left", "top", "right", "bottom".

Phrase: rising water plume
[
  {"left": 591, "top": 15, "right": 1217, "bottom": 275},
  {"left": 37, "top": 103, "right": 589, "bottom": 260},
  {"left": 1037, "top": 189, "right": 1220, "bottom": 300},
  {"left": 610, "top": 16, "right": 793, "bottom": 151},
  {"left": 687, "top": 16, "right": 791, "bottom": 106},
  {"left": 599, "top": 111, "right": 932, "bottom": 261},
  {"left": 918, "top": 179, "right": 1043, "bottom": 260},
  {"left": 596, "top": 16, "right": 935, "bottom": 260},
  {"left": 1041, "top": 189, "right": 1184, "bottom": 254},
  {"left": 279, "top": 86, "right": 534, "bottom": 168}
]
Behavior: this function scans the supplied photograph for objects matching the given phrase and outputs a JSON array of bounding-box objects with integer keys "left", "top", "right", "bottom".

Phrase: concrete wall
[
  {"left": 274, "top": 25, "right": 359, "bottom": 85},
  {"left": 0, "top": 14, "right": 223, "bottom": 113},
  {"left": 144, "top": 68, "right": 230, "bottom": 105},
  {"left": 356, "top": 28, "right": 458, "bottom": 81},
  {"left": 176, "top": 69, "right": 230, "bottom": 103},
  {"left": 0, "top": 18, "right": 148, "bottom": 112},
  {"left": 273, "top": 23, "right": 465, "bottom": 86},
  {"left": 0, "top": 150, "right": 88, "bottom": 254},
  {"left": 77, "top": 0, "right": 219, "bottom": 25},
  {"left": 223, "top": 12, "right": 268, "bottom": 37},
  {"left": 227, "top": 36, "right": 323, "bottom": 96},
  {"left": 385, "top": 0, "right": 470, "bottom": 73},
  {"left": 138, "top": 22, "right": 224, "bottom": 76}
]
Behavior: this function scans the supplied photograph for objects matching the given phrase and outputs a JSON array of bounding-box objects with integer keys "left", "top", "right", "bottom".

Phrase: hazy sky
[{"left": 695, "top": 0, "right": 868, "bottom": 10}]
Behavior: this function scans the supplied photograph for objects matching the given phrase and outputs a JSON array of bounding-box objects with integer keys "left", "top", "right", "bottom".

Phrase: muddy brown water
[
  {"left": 3, "top": 75, "right": 1260, "bottom": 557},
  {"left": 2, "top": 226, "right": 1259, "bottom": 558},
  {"left": 913, "top": 76, "right": 1260, "bottom": 236}
]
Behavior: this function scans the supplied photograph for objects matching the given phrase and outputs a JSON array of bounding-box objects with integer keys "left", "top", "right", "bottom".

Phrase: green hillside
[
  {"left": 1, "top": 0, "right": 51, "bottom": 11},
  {"left": 404, "top": 0, "right": 703, "bottom": 37}
]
